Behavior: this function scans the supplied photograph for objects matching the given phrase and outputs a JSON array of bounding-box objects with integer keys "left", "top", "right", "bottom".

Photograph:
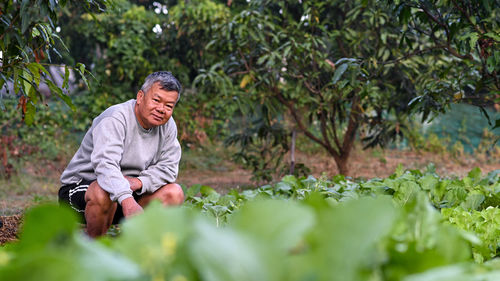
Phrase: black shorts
[{"left": 58, "top": 179, "right": 140, "bottom": 224}]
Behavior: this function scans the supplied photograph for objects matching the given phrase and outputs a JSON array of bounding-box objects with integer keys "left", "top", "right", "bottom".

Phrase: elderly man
[{"left": 58, "top": 71, "right": 184, "bottom": 237}]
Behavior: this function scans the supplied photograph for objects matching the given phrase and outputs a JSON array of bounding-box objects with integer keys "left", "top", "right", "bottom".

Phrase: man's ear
[{"left": 136, "top": 90, "right": 144, "bottom": 104}]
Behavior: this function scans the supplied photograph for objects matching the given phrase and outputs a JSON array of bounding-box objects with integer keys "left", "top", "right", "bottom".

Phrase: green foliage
[
  {"left": 395, "top": 0, "right": 500, "bottom": 124},
  {"left": 3, "top": 168, "right": 500, "bottom": 280},
  {"left": 184, "top": 166, "right": 500, "bottom": 263},
  {"left": 225, "top": 104, "right": 290, "bottom": 183},
  {"left": 192, "top": 0, "right": 500, "bottom": 176},
  {"left": 70, "top": 0, "right": 161, "bottom": 123},
  {"left": 196, "top": 0, "right": 435, "bottom": 174},
  {"left": 0, "top": 0, "right": 107, "bottom": 124},
  {"left": 66, "top": 0, "right": 234, "bottom": 143},
  {"left": 443, "top": 207, "right": 500, "bottom": 263},
  {"left": 0, "top": 204, "right": 141, "bottom": 281}
]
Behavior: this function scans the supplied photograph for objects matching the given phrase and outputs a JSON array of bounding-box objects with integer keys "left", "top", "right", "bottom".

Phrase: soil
[
  {"left": 0, "top": 215, "right": 22, "bottom": 244},
  {"left": 1, "top": 147, "right": 499, "bottom": 245},
  {"left": 177, "top": 148, "right": 500, "bottom": 191}
]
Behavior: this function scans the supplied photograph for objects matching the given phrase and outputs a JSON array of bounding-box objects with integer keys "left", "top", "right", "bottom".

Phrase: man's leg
[
  {"left": 84, "top": 181, "right": 117, "bottom": 238},
  {"left": 137, "top": 183, "right": 184, "bottom": 207}
]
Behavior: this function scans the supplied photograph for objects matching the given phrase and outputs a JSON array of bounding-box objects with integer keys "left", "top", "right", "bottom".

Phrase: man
[{"left": 59, "top": 71, "right": 184, "bottom": 237}]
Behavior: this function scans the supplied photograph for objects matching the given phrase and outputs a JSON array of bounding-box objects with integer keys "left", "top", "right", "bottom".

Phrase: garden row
[{"left": 1, "top": 165, "right": 500, "bottom": 281}]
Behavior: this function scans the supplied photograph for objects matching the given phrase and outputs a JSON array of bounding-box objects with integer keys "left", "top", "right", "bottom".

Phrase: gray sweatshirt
[{"left": 60, "top": 99, "right": 181, "bottom": 204}]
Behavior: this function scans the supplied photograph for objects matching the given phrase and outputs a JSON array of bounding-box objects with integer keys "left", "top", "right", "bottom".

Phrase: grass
[
  {"left": 180, "top": 143, "right": 236, "bottom": 172},
  {"left": 0, "top": 158, "right": 61, "bottom": 216}
]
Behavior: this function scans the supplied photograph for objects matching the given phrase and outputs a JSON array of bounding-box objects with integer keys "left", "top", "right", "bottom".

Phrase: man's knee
[
  {"left": 158, "top": 183, "right": 184, "bottom": 205},
  {"left": 85, "top": 181, "right": 113, "bottom": 208}
]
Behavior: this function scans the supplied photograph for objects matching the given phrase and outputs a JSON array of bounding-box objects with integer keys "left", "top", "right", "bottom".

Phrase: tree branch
[
  {"left": 273, "top": 87, "right": 338, "bottom": 157},
  {"left": 319, "top": 109, "right": 339, "bottom": 155},
  {"left": 450, "top": 0, "right": 484, "bottom": 34},
  {"left": 330, "top": 105, "right": 342, "bottom": 150},
  {"left": 419, "top": 3, "right": 473, "bottom": 60},
  {"left": 341, "top": 95, "right": 361, "bottom": 155},
  {"left": 382, "top": 45, "right": 447, "bottom": 65},
  {"left": 229, "top": 70, "right": 250, "bottom": 77}
]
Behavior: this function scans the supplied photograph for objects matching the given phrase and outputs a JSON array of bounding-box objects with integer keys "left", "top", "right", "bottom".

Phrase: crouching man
[{"left": 59, "top": 71, "right": 184, "bottom": 237}]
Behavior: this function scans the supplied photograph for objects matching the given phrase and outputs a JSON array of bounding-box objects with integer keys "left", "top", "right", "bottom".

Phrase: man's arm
[
  {"left": 90, "top": 117, "right": 134, "bottom": 204},
  {"left": 120, "top": 176, "right": 144, "bottom": 217},
  {"left": 126, "top": 176, "right": 143, "bottom": 192},
  {"left": 121, "top": 197, "right": 143, "bottom": 217},
  {"left": 137, "top": 120, "right": 181, "bottom": 194}
]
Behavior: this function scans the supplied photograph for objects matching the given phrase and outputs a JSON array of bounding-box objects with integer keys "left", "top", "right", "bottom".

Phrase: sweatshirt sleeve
[
  {"left": 91, "top": 117, "right": 133, "bottom": 204},
  {"left": 137, "top": 120, "right": 181, "bottom": 194}
]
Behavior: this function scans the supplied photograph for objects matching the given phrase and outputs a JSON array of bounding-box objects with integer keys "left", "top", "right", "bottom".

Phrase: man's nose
[{"left": 156, "top": 105, "right": 166, "bottom": 113}]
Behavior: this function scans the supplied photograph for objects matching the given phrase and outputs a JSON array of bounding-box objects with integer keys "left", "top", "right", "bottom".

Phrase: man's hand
[
  {"left": 121, "top": 197, "right": 143, "bottom": 217},
  {"left": 125, "top": 176, "right": 143, "bottom": 192}
]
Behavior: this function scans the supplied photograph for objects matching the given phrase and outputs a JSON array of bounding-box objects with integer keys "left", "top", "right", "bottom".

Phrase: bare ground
[
  {"left": 1, "top": 147, "right": 499, "bottom": 244},
  {"left": 0, "top": 215, "right": 22, "bottom": 244},
  {"left": 177, "top": 147, "right": 500, "bottom": 191}
]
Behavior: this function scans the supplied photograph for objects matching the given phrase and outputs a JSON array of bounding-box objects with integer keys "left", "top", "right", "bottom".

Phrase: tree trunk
[
  {"left": 333, "top": 154, "right": 350, "bottom": 176},
  {"left": 290, "top": 129, "right": 296, "bottom": 175}
]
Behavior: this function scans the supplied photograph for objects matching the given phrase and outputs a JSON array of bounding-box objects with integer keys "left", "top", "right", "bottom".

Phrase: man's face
[{"left": 135, "top": 82, "right": 178, "bottom": 129}]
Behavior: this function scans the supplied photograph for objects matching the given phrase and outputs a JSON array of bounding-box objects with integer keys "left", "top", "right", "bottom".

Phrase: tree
[
  {"left": 0, "top": 0, "right": 110, "bottom": 125},
  {"left": 197, "top": 0, "right": 427, "bottom": 175}
]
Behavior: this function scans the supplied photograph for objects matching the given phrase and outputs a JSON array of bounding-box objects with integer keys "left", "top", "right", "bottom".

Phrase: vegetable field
[{"left": 1, "top": 165, "right": 500, "bottom": 281}]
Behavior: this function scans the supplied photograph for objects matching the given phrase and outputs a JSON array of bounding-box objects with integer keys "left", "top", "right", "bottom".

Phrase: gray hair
[{"left": 141, "top": 71, "right": 182, "bottom": 102}]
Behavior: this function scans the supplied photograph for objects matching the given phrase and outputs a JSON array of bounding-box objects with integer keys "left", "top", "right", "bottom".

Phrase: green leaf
[
  {"left": 275, "top": 182, "right": 292, "bottom": 192},
  {"left": 45, "top": 79, "right": 75, "bottom": 110},
  {"left": 186, "top": 184, "right": 202, "bottom": 198},
  {"left": 469, "top": 33, "right": 479, "bottom": 50},
  {"left": 395, "top": 163, "right": 405, "bottom": 177},
  {"left": 21, "top": 69, "right": 33, "bottom": 98},
  {"left": 231, "top": 200, "right": 315, "bottom": 252},
  {"left": 493, "top": 118, "right": 500, "bottom": 130},
  {"left": 2, "top": 204, "right": 141, "bottom": 281},
  {"left": 402, "top": 264, "right": 471, "bottom": 281},
  {"left": 24, "top": 99, "right": 35, "bottom": 125},
  {"left": 0, "top": 77, "right": 5, "bottom": 95},
  {"left": 398, "top": 5, "right": 411, "bottom": 24},
  {"left": 419, "top": 174, "right": 439, "bottom": 191},
  {"left": 468, "top": 167, "right": 482, "bottom": 181},
  {"left": 26, "top": 63, "right": 41, "bottom": 87},
  {"left": 382, "top": 49, "right": 390, "bottom": 61},
  {"left": 76, "top": 63, "right": 90, "bottom": 89},
  {"left": 332, "top": 63, "right": 348, "bottom": 84},
  {"left": 20, "top": 0, "right": 31, "bottom": 33},
  {"left": 31, "top": 27, "right": 41, "bottom": 37},
  {"left": 113, "top": 202, "right": 196, "bottom": 278},
  {"left": 294, "top": 197, "right": 397, "bottom": 281},
  {"left": 13, "top": 68, "right": 20, "bottom": 94},
  {"left": 189, "top": 219, "right": 279, "bottom": 281},
  {"left": 63, "top": 65, "right": 69, "bottom": 89},
  {"left": 460, "top": 191, "right": 485, "bottom": 211},
  {"left": 15, "top": 204, "right": 79, "bottom": 252},
  {"left": 200, "top": 185, "right": 218, "bottom": 196},
  {"left": 256, "top": 55, "right": 268, "bottom": 65},
  {"left": 484, "top": 32, "right": 500, "bottom": 41}
]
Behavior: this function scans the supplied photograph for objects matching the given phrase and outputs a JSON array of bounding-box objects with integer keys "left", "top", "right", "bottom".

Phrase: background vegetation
[{"left": 1, "top": 0, "right": 498, "bottom": 179}]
